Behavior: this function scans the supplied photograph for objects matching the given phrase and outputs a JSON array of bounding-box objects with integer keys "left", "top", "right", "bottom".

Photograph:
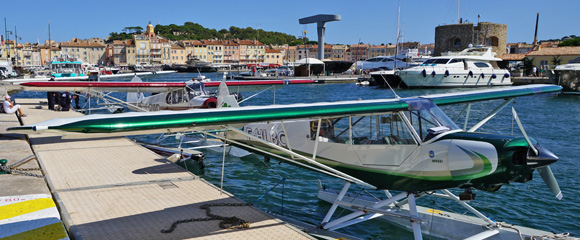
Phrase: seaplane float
[{"left": 8, "top": 84, "right": 571, "bottom": 239}]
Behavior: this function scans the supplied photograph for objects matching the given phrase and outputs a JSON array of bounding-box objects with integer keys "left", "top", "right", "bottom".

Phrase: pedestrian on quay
[
  {"left": 56, "top": 91, "right": 72, "bottom": 111},
  {"left": 3, "top": 95, "right": 26, "bottom": 117},
  {"left": 47, "top": 76, "right": 56, "bottom": 110},
  {"left": 532, "top": 66, "right": 537, "bottom": 77}
]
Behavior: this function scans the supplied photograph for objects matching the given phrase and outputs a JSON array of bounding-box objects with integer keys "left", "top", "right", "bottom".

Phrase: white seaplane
[
  {"left": 8, "top": 84, "right": 566, "bottom": 239},
  {"left": 6, "top": 77, "right": 316, "bottom": 112}
]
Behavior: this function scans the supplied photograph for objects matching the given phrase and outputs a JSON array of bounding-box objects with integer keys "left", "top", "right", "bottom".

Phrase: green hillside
[{"left": 108, "top": 22, "right": 304, "bottom": 45}]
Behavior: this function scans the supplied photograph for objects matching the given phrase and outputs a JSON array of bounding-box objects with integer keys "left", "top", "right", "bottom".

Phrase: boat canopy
[{"left": 294, "top": 58, "right": 324, "bottom": 65}]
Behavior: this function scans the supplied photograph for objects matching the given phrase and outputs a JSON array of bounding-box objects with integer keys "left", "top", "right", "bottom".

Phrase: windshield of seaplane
[
  {"left": 402, "top": 98, "right": 460, "bottom": 142},
  {"left": 186, "top": 81, "right": 209, "bottom": 97}
]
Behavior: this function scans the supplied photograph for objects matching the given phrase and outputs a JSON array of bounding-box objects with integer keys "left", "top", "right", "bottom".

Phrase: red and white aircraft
[{"left": 9, "top": 76, "right": 317, "bottom": 112}]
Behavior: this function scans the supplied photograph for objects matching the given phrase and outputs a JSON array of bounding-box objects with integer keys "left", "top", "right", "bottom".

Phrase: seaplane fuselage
[{"left": 225, "top": 99, "right": 556, "bottom": 192}]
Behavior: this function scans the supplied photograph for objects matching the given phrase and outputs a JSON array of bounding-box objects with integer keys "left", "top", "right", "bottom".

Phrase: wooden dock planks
[{"left": 17, "top": 98, "right": 312, "bottom": 240}]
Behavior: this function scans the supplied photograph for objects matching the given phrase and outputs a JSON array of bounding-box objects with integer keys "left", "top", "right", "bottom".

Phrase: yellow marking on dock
[
  {"left": 426, "top": 209, "right": 443, "bottom": 214},
  {"left": 1, "top": 222, "right": 68, "bottom": 240},
  {"left": 0, "top": 198, "right": 55, "bottom": 220}
]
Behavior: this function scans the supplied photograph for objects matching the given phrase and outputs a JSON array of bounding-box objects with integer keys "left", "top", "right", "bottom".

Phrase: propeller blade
[{"left": 538, "top": 166, "right": 562, "bottom": 200}]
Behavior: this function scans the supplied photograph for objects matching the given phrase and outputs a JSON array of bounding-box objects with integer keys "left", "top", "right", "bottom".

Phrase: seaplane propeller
[{"left": 513, "top": 107, "right": 562, "bottom": 200}]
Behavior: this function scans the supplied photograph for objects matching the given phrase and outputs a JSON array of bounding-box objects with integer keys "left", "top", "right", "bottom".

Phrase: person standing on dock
[
  {"left": 532, "top": 66, "right": 537, "bottom": 77},
  {"left": 3, "top": 95, "right": 26, "bottom": 117},
  {"left": 47, "top": 76, "right": 56, "bottom": 110}
]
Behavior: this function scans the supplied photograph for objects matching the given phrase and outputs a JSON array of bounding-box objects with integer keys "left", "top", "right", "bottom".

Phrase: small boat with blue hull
[{"left": 50, "top": 58, "right": 86, "bottom": 78}]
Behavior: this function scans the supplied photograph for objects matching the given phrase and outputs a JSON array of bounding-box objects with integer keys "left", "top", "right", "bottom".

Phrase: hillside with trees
[{"left": 108, "top": 22, "right": 305, "bottom": 45}]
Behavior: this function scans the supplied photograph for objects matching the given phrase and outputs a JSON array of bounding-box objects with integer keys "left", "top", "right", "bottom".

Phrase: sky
[{"left": 2, "top": 0, "right": 578, "bottom": 46}]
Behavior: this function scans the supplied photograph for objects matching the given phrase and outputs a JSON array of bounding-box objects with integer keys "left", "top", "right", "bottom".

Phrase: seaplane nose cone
[{"left": 527, "top": 145, "right": 558, "bottom": 169}]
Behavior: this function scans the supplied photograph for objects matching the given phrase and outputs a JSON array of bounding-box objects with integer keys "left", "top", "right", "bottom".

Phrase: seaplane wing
[
  {"left": 11, "top": 79, "right": 317, "bottom": 94},
  {"left": 8, "top": 84, "right": 560, "bottom": 136},
  {"left": 15, "top": 81, "right": 187, "bottom": 93},
  {"left": 204, "top": 80, "right": 317, "bottom": 92}
]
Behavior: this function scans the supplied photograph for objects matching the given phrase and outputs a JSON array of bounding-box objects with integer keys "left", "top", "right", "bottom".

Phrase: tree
[
  {"left": 523, "top": 57, "right": 534, "bottom": 76},
  {"left": 552, "top": 55, "right": 562, "bottom": 66}
]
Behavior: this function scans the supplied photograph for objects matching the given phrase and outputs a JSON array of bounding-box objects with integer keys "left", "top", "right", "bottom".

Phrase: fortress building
[{"left": 434, "top": 22, "right": 507, "bottom": 56}]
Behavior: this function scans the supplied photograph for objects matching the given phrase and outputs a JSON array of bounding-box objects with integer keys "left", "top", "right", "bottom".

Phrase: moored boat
[
  {"left": 552, "top": 56, "right": 580, "bottom": 92},
  {"left": 395, "top": 46, "right": 512, "bottom": 88}
]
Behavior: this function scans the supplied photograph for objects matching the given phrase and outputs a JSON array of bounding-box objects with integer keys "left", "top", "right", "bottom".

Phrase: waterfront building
[
  {"left": 133, "top": 34, "right": 151, "bottom": 65},
  {"left": 60, "top": 41, "right": 106, "bottom": 65},
  {"left": 170, "top": 43, "right": 186, "bottom": 65},
  {"left": 368, "top": 45, "right": 387, "bottom": 58},
  {"left": 434, "top": 22, "right": 507, "bottom": 56},
  {"left": 15, "top": 42, "right": 42, "bottom": 68},
  {"left": 331, "top": 45, "right": 347, "bottom": 61},
  {"left": 125, "top": 42, "right": 136, "bottom": 66},
  {"left": 222, "top": 40, "right": 239, "bottom": 64},
  {"left": 238, "top": 40, "right": 264, "bottom": 64},
  {"left": 160, "top": 39, "right": 171, "bottom": 65},
  {"left": 39, "top": 42, "right": 60, "bottom": 65},
  {"left": 508, "top": 42, "right": 534, "bottom": 54},
  {"left": 311, "top": 45, "right": 332, "bottom": 59},
  {"left": 286, "top": 46, "right": 299, "bottom": 63},
  {"left": 350, "top": 44, "right": 369, "bottom": 61},
  {"left": 180, "top": 40, "right": 208, "bottom": 62},
  {"left": 205, "top": 40, "right": 223, "bottom": 64},
  {"left": 345, "top": 48, "right": 352, "bottom": 62},
  {"left": 0, "top": 40, "right": 16, "bottom": 64},
  {"left": 264, "top": 48, "right": 282, "bottom": 65},
  {"left": 526, "top": 46, "right": 580, "bottom": 68},
  {"left": 110, "top": 40, "right": 129, "bottom": 66}
]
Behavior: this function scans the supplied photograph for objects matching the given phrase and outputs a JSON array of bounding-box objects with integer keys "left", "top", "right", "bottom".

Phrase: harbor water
[{"left": 9, "top": 72, "right": 580, "bottom": 239}]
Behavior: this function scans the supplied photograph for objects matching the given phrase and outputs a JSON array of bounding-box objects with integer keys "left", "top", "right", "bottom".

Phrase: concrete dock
[{"left": 1, "top": 99, "right": 317, "bottom": 239}]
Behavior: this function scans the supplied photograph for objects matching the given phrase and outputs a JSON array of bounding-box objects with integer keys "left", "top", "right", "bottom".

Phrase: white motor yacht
[
  {"left": 397, "top": 46, "right": 512, "bottom": 88},
  {"left": 553, "top": 56, "right": 580, "bottom": 92}
]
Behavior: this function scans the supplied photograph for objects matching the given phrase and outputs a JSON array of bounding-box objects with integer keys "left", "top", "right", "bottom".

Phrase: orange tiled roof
[
  {"left": 60, "top": 42, "right": 105, "bottom": 47},
  {"left": 498, "top": 53, "right": 526, "bottom": 61},
  {"left": 527, "top": 46, "right": 580, "bottom": 56},
  {"left": 265, "top": 49, "right": 280, "bottom": 53}
]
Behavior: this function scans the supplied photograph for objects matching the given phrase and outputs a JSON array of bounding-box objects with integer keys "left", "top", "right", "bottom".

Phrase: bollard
[{"left": 0, "top": 159, "right": 8, "bottom": 174}]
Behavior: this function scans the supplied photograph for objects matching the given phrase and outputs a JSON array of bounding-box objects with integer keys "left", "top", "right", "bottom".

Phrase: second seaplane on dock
[{"left": 7, "top": 84, "right": 569, "bottom": 239}]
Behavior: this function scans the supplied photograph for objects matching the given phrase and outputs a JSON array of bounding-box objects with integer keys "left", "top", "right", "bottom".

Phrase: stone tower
[
  {"left": 434, "top": 22, "right": 507, "bottom": 56},
  {"left": 146, "top": 21, "right": 155, "bottom": 38}
]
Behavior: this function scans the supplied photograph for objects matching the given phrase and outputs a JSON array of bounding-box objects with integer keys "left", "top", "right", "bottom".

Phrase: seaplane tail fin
[
  {"left": 127, "top": 76, "right": 144, "bottom": 103},
  {"left": 217, "top": 80, "right": 239, "bottom": 108}
]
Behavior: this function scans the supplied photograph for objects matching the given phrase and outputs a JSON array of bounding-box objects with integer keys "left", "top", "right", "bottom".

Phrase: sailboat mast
[
  {"left": 394, "top": 0, "right": 401, "bottom": 70},
  {"left": 457, "top": 0, "right": 460, "bottom": 23},
  {"left": 48, "top": 22, "right": 51, "bottom": 63}
]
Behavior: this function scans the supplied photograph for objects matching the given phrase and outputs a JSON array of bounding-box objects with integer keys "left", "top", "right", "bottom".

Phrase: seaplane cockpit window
[
  {"left": 167, "top": 89, "right": 189, "bottom": 104},
  {"left": 321, "top": 113, "right": 416, "bottom": 145},
  {"left": 403, "top": 99, "right": 460, "bottom": 142}
]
